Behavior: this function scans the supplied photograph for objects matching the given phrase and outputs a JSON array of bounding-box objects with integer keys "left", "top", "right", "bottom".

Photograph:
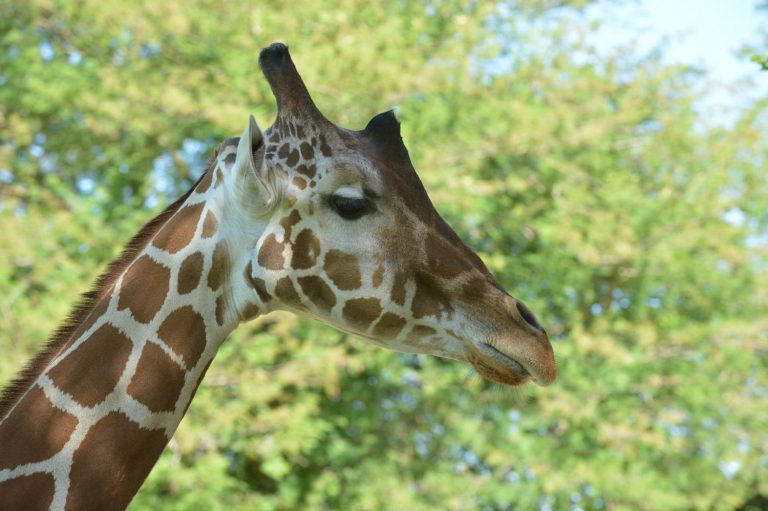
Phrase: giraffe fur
[{"left": 0, "top": 42, "right": 556, "bottom": 510}]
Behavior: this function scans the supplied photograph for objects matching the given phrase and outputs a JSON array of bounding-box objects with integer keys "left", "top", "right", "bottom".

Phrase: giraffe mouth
[{"left": 469, "top": 343, "right": 533, "bottom": 387}]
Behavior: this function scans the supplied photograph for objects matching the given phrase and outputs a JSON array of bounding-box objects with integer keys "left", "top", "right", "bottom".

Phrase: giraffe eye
[{"left": 330, "top": 195, "right": 371, "bottom": 220}]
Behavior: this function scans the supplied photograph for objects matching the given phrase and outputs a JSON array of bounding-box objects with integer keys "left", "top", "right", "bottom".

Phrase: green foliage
[
  {"left": 2, "top": 1, "right": 767, "bottom": 509},
  {"left": 752, "top": 54, "right": 768, "bottom": 71}
]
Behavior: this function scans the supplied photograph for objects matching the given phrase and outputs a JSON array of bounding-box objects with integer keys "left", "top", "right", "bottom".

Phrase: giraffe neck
[{"left": 0, "top": 153, "right": 256, "bottom": 510}]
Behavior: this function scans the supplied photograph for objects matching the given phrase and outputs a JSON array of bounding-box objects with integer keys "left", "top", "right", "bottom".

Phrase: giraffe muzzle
[
  {"left": 470, "top": 337, "right": 556, "bottom": 387},
  {"left": 464, "top": 296, "right": 557, "bottom": 387}
]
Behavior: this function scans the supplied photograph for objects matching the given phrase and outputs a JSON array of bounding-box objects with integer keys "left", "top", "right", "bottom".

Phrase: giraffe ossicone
[{"left": 0, "top": 42, "right": 556, "bottom": 510}]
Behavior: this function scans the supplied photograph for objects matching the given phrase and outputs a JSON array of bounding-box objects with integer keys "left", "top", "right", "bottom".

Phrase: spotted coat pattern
[
  {"left": 0, "top": 42, "right": 555, "bottom": 511},
  {"left": 241, "top": 119, "right": 460, "bottom": 359},
  {"left": 0, "top": 149, "right": 237, "bottom": 510}
]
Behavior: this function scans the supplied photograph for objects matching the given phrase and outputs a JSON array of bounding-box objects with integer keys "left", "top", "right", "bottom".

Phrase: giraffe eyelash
[{"left": 329, "top": 194, "right": 373, "bottom": 220}]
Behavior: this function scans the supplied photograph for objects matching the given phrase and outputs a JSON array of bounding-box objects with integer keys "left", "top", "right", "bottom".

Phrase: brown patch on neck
[
  {"left": 117, "top": 255, "right": 170, "bottom": 324},
  {"left": 157, "top": 306, "right": 207, "bottom": 368},
  {"left": 215, "top": 295, "right": 227, "bottom": 326},
  {"left": 0, "top": 472, "right": 55, "bottom": 509},
  {"left": 196, "top": 166, "right": 214, "bottom": 194},
  {"left": 152, "top": 202, "right": 204, "bottom": 253},
  {"left": 207, "top": 241, "right": 230, "bottom": 291},
  {"left": 66, "top": 411, "right": 169, "bottom": 511},
  {"left": 0, "top": 386, "right": 78, "bottom": 469},
  {"left": 48, "top": 324, "right": 133, "bottom": 407},
  {"left": 202, "top": 210, "right": 218, "bottom": 238},
  {"left": 0, "top": 148, "right": 221, "bottom": 420},
  {"left": 178, "top": 251, "right": 204, "bottom": 294},
  {"left": 127, "top": 342, "right": 187, "bottom": 413}
]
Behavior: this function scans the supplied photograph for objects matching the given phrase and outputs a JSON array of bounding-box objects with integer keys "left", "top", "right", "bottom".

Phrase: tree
[{"left": 1, "top": 1, "right": 766, "bottom": 509}]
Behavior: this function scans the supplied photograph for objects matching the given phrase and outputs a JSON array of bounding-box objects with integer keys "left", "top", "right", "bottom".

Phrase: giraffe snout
[{"left": 484, "top": 297, "right": 557, "bottom": 386}]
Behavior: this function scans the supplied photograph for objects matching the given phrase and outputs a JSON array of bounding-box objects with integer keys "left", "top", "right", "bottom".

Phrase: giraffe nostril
[{"left": 516, "top": 301, "right": 544, "bottom": 332}]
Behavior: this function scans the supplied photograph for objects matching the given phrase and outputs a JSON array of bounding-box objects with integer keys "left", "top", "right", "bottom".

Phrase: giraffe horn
[{"left": 259, "top": 42, "right": 326, "bottom": 121}]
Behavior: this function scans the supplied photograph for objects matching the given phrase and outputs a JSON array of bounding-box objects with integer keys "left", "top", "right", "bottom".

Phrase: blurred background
[{"left": 1, "top": 1, "right": 767, "bottom": 509}]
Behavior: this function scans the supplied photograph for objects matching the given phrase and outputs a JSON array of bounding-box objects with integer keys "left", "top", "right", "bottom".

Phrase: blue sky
[
  {"left": 642, "top": 0, "right": 763, "bottom": 78},
  {"left": 594, "top": 0, "right": 767, "bottom": 123}
]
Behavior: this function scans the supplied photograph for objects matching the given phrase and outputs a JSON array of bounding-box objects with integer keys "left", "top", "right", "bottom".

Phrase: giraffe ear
[
  {"left": 364, "top": 110, "right": 410, "bottom": 162},
  {"left": 365, "top": 110, "right": 401, "bottom": 140},
  {"left": 234, "top": 115, "right": 275, "bottom": 215},
  {"left": 235, "top": 115, "right": 265, "bottom": 173}
]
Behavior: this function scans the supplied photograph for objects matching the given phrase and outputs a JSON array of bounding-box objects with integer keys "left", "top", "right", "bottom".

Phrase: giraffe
[{"left": 0, "top": 43, "right": 556, "bottom": 510}]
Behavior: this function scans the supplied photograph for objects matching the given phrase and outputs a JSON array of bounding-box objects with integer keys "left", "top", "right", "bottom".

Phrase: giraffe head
[{"left": 226, "top": 43, "right": 555, "bottom": 386}]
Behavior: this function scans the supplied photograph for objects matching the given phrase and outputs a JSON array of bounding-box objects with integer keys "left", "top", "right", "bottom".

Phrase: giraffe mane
[{"left": 0, "top": 148, "right": 222, "bottom": 420}]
